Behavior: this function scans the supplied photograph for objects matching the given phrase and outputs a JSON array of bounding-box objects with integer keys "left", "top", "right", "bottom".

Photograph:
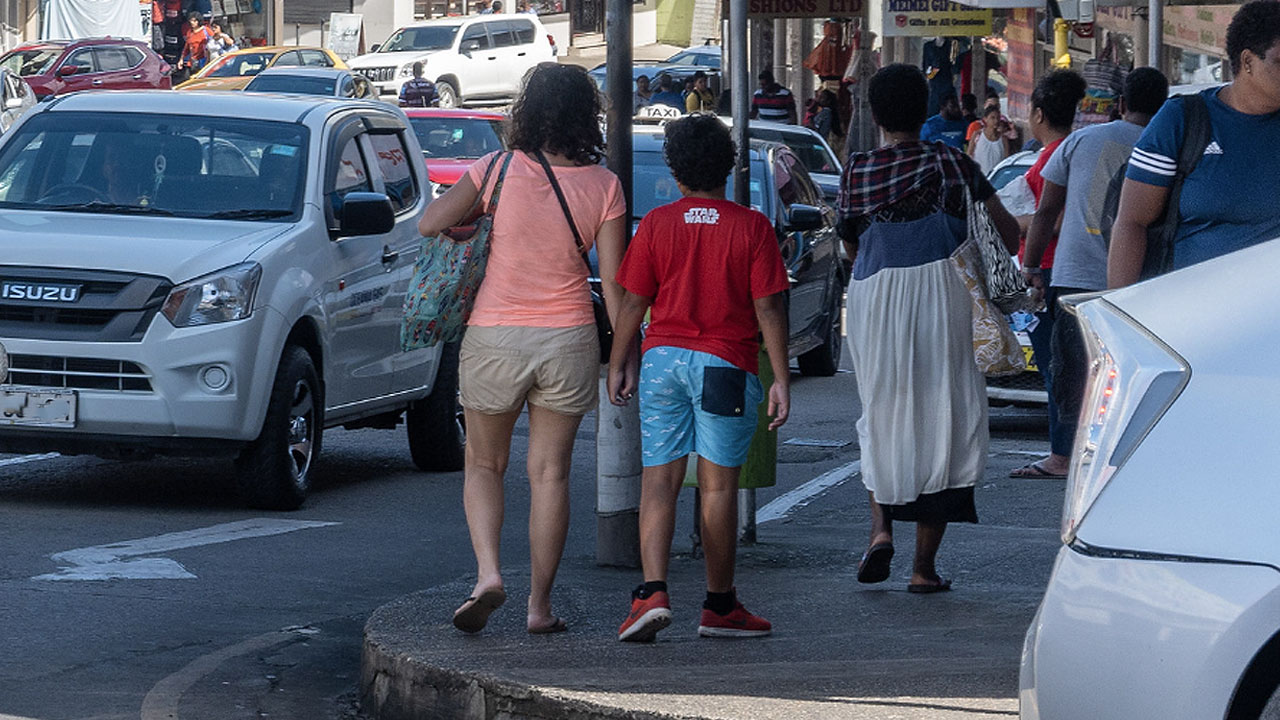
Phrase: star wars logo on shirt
[{"left": 683, "top": 207, "right": 720, "bottom": 225}]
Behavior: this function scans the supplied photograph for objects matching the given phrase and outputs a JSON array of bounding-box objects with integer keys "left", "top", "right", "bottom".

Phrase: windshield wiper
[
  {"left": 202, "top": 209, "right": 295, "bottom": 220},
  {"left": 41, "top": 202, "right": 176, "bottom": 216}
]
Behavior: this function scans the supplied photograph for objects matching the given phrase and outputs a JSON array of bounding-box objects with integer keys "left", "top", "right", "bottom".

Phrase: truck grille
[
  {"left": 5, "top": 354, "right": 153, "bottom": 392},
  {"left": 0, "top": 267, "right": 170, "bottom": 342},
  {"left": 363, "top": 66, "right": 398, "bottom": 82}
]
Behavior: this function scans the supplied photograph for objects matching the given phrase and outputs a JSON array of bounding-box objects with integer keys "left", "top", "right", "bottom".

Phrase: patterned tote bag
[{"left": 400, "top": 152, "right": 513, "bottom": 351}]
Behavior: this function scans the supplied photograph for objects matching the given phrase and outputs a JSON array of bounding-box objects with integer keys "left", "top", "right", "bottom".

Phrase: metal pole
[
  {"left": 1133, "top": 7, "right": 1149, "bottom": 69},
  {"left": 596, "top": 0, "right": 641, "bottom": 568},
  {"left": 1147, "top": 0, "right": 1162, "bottom": 71}
]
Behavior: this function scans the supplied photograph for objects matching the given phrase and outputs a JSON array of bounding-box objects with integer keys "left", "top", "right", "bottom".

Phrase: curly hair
[
  {"left": 1227, "top": 1, "right": 1280, "bottom": 74},
  {"left": 506, "top": 63, "right": 604, "bottom": 165},
  {"left": 867, "top": 64, "right": 928, "bottom": 133},
  {"left": 1031, "top": 69, "right": 1087, "bottom": 130},
  {"left": 663, "top": 114, "right": 735, "bottom": 192}
]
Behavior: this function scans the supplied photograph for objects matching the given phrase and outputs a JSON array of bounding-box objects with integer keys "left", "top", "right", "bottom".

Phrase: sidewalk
[{"left": 360, "top": 451, "right": 1062, "bottom": 720}]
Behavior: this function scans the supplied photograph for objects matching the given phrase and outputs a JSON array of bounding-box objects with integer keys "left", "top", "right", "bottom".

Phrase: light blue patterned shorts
[{"left": 638, "top": 346, "right": 763, "bottom": 469}]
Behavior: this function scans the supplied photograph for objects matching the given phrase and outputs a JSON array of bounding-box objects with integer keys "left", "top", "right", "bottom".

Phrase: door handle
[
  {"left": 132, "top": 73, "right": 142, "bottom": 79},
  {"left": 381, "top": 245, "right": 399, "bottom": 265},
  {"left": 91, "top": 79, "right": 104, "bottom": 86},
  {"left": 517, "top": 52, "right": 527, "bottom": 57},
  {"left": 487, "top": 56, "right": 497, "bottom": 61}
]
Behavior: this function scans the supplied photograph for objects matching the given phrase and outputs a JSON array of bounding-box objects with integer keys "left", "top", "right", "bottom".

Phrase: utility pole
[
  {"left": 596, "top": 0, "right": 641, "bottom": 568},
  {"left": 1146, "top": 0, "right": 1162, "bottom": 70}
]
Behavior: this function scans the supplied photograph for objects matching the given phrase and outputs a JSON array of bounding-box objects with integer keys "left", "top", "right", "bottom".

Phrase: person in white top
[{"left": 967, "top": 104, "right": 1012, "bottom": 175}]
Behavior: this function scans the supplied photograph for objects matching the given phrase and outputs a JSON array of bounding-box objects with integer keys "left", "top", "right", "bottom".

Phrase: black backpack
[{"left": 1099, "top": 93, "right": 1212, "bottom": 279}]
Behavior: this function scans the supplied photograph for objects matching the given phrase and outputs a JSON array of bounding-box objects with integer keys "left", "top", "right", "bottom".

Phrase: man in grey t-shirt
[{"left": 1021, "top": 67, "right": 1168, "bottom": 461}]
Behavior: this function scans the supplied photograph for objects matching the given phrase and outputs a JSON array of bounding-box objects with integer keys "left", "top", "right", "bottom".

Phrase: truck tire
[
  {"left": 436, "top": 80, "right": 459, "bottom": 108},
  {"left": 798, "top": 280, "right": 844, "bottom": 377},
  {"left": 235, "top": 345, "right": 323, "bottom": 510},
  {"left": 407, "top": 341, "right": 465, "bottom": 472}
]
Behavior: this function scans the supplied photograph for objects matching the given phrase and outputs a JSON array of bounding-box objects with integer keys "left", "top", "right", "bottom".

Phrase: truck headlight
[
  {"left": 162, "top": 263, "right": 262, "bottom": 328},
  {"left": 399, "top": 63, "right": 416, "bottom": 77},
  {"left": 1061, "top": 298, "right": 1189, "bottom": 543}
]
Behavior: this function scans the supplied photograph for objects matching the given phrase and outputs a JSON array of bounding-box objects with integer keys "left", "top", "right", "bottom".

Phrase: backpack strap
[
  {"left": 533, "top": 149, "right": 595, "bottom": 278},
  {"left": 1142, "top": 93, "right": 1213, "bottom": 278}
]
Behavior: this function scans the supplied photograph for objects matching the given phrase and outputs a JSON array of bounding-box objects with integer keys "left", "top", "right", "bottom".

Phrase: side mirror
[
  {"left": 785, "top": 203, "right": 824, "bottom": 232},
  {"left": 336, "top": 192, "right": 395, "bottom": 237},
  {"left": 57, "top": 65, "right": 83, "bottom": 77},
  {"left": 461, "top": 40, "right": 480, "bottom": 53},
  {"left": 370, "top": 43, "right": 381, "bottom": 52}
]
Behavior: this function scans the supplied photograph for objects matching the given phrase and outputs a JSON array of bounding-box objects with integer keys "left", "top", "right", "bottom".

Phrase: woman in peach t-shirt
[{"left": 418, "top": 63, "right": 628, "bottom": 635}]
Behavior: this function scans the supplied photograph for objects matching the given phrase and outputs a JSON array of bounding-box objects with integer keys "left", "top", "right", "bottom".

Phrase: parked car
[
  {"left": 175, "top": 46, "right": 346, "bottom": 92},
  {"left": 665, "top": 44, "right": 721, "bottom": 70},
  {"left": 347, "top": 15, "right": 555, "bottom": 107},
  {"left": 628, "top": 125, "right": 846, "bottom": 376},
  {"left": 0, "top": 38, "right": 172, "bottom": 99},
  {"left": 403, "top": 107, "right": 506, "bottom": 198},
  {"left": 988, "top": 149, "right": 1036, "bottom": 191},
  {"left": 0, "top": 91, "right": 461, "bottom": 510},
  {"left": 589, "top": 61, "right": 721, "bottom": 97},
  {"left": 0, "top": 68, "right": 35, "bottom": 132},
  {"left": 244, "top": 67, "right": 375, "bottom": 99},
  {"left": 730, "top": 118, "right": 842, "bottom": 202},
  {"left": 1020, "top": 237, "right": 1280, "bottom": 720}
]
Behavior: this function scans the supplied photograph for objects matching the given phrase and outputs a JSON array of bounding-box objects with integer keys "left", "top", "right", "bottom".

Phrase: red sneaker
[
  {"left": 698, "top": 601, "right": 772, "bottom": 638},
  {"left": 618, "top": 590, "right": 672, "bottom": 643}
]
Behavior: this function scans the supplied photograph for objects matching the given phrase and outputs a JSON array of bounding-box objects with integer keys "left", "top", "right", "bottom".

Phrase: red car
[
  {"left": 0, "top": 38, "right": 172, "bottom": 99},
  {"left": 403, "top": 108, "right": 507, "bottom": 198}
]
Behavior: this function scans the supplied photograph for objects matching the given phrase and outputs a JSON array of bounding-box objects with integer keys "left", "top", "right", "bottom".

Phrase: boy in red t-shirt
[{"left": 608, "top": 115, "right": 790, "bottom": 643}]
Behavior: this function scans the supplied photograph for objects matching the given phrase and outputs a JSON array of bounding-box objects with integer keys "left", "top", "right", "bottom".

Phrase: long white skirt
[{"left": 845, "top": 257, "right": 989, "bottom": 507}]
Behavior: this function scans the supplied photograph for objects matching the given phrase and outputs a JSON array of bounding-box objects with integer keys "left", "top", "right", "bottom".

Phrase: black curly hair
[
  {"left": 663, "top": 114, "right": 735, "bottom": 192},
  {"left": 1227, "top": 1, "right": 1280, "bottom": 75},
  {"left": 867, "top": 64, "right": 928, "bottom": 133},
  {"left": 506, "top": 63, "right": 604, "bottom": 165},
  {"left": 1031, "top": 69, "right": 1087, "bottom": 130}
]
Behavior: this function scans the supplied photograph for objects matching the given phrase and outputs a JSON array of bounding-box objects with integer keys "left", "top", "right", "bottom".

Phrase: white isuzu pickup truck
[{"left": 0, "top": 91, "right": 463, "bottom": 509}]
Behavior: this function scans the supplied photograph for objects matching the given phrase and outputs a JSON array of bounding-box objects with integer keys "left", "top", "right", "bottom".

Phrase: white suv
[
  {"left": 0, "top": 91, "right": 463, "bottom": 510},
  {"left": 348, "top": 15, "right": 555, "bottom": 107}
]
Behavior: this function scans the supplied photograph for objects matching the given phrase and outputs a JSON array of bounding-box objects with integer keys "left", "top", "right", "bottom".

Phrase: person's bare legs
[
  {"left": 867, "top": 491, "right": 893, "bottom": 550},
  {"left": 524, "top": 403, "right": 584, "bottom": 631},
  {"left": 639, "top": 455, "right": 689, "bottom": 583},
  {"left": 912, "top": 521, "right": 948, "bottom": 586},
  {"left": 461, "top": 407, "right": 521, "bottom": 601},
  {"left": 697, "top": 455, "right": 740, "bottom": 593}
]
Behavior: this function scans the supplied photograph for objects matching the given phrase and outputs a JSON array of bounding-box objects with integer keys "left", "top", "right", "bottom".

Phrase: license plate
[
  {"left": 0, "top": 386, "right": 77, "bottom": 428},
  {"left": 1022, "top": 346, "right": 1038, "bottom": 372}
]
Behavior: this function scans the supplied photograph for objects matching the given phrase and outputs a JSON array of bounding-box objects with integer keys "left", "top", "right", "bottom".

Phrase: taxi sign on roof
[{"left": 635, "top": 103, "right": 685, "bottom": 124}]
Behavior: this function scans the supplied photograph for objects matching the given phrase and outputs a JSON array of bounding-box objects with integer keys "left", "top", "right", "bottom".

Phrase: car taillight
[
  {"left": 1060, "top": 297, "right": 1189, "bottom": 543},
  {"left": 547, "top": 34, "right": 556, "bottom": 48}
]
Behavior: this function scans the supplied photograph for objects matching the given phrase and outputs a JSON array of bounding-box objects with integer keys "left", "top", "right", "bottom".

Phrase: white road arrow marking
[
  {"left": 757, "top": 461, "right": 861, "bottom": 524},
  {"left": 32, "top": 518, "right": 340, "bottom": 581}
]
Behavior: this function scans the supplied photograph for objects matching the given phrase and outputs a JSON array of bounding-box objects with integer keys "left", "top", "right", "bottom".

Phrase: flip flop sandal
[
  {"left": 1009, "top": 461, "right": 1067, "bottom": 479},
  {"left": 452, "top": 587, "right": 506, "bottom": 633},
  {"left": 528, "top": 617, "right": 568, "bottom": 635},
  {"left": 907, "top": 579, "right": 953, "bottom": 594},
  {"left": 856, "top": 542, "right": 895, "bottom": 584}
]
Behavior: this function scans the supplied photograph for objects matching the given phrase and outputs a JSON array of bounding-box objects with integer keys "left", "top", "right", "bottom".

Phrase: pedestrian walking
[
  {"left": 1110, "top": 0, "right": 1280, "bottom": 287},
  {"left": 633, "top": 74, "right": 653, "bottom": 113},
  {"left": 751, "top": 70, "right": 798, "bottom": 124},
  {"left": 919, "top": 90, "right": 969, "bottom": 149},
  {"left": 837, "top": 64, "right": 1020, "bottom": 594},
  {"left": 1023, "top": 67, "right": 1169, "bottom": 474},
  {"left": 1008, "top": 69, "right": 1087, "bottom": 480},
  {"left": 399, "top": 62, "right": 437, "bottom": 107},
  {"left": 649, "top": 73, "right": 684, "bottom": 109},
  {"left": 684, "top": 71, "right": 716, "bottom": 114},
  {"left": 609, "top": 114, "right": 790, "bottom": 643},
  {"left": 416, "top": 63, "right": 627, "bottom": 635},
  {"left": 205, "top": 18, "right": 237, "bottom": 61},
  {"left": 177, "top": 12, "right": 212, "bottom": 76},
  {"left": 967, "top": 104, "right": 1012, "bottom": 174}
]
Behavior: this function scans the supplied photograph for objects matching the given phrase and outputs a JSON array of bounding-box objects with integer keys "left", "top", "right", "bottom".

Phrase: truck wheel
[
  {"left": 436, "top": 80, "right": 458, "bottom": 108},
  {"left": 407, "top": 341, "right": 465, "bottom": 472},
  {"left": 798, "top": 280, "right": 844, "bottom": 377},
  {"left": 235, "top": 345, "right": 323, "bottom": 510}
]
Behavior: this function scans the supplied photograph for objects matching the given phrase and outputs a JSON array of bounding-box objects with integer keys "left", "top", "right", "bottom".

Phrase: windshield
[
  {"left": 0, "top": 48, "right": 62, "bottom": 76},
  {"left": 409, "top": 116, "right": 504, "bottom": 159},
  {"left": 752, "top": 129, "right": 840, "bottom": 175},
  {"left": 0, "top": 112, "right": 309, "bottom": 220},
  {"left": 381, "top": 25, "right": 459, "bottom": 52},
  {"left": 989, "top": 161, "right": 1030, "bottom": 191},
  {"left": 633, "top": 150, "right": 765, "bottom": 218},
  {"left": 246, "top": 74, "right": 338, "bottom": 96},
  {"left": 204, "top": 52, "right": 275, "bottom": 78}
]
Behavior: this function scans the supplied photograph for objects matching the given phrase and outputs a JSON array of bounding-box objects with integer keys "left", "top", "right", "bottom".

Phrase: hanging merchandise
[
  {"left": 1075, "top": 33, "right": 1127, "bottom": 127},
  {"left": 805, "top": 20, "right": 855, "bottom": 78},
  {"left": 843, "top": 23, "right": 880, "bottom": 154},
  {"left": 43, "top": 0, "right": 149, "bottom": 41}
]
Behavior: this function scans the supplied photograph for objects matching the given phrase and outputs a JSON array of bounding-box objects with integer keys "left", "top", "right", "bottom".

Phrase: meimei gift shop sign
[
  {"left": 748, "top": 0, "right": 867, "bottom": 19},
  {"left": 883, "top": 0, "right": 993, "bottom": 37}
]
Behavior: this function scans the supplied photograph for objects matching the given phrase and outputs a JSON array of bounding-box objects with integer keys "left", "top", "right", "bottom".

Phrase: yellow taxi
[{"left": 175, "top": 46, "right": 347, "bottom": 91}]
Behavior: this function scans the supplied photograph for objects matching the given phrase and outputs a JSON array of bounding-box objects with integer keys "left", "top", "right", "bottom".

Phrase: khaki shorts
[{"left": 459, "top": 324, "right": 599, "bottom": 416}]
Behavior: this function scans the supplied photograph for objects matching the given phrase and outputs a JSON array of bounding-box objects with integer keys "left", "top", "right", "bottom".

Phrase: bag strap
[
  {"left": 533, "top": 150, "right": 594, "bottom": 277},
  {"left": 483, "top": 152, "right": 515, "bottom": 216},
  {"left": 1174, "top": 93, "right": 1212, "bottom": 182}
]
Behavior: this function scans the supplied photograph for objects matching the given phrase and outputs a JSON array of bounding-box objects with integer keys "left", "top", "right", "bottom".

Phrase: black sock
[
  {"left": 704, "top": 590, "right": 735, "bottom": 615},
  {"left": 634, "top": 581, "right": 668, "bottom": 599}
]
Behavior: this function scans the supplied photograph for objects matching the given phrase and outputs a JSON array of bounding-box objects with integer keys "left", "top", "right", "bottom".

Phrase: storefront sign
[
  {"left": 1004, "top": 7, "right": 1036, "bottom": 121},
  {"left": 882, "top": 0, "right": 993, "bottom": 37},
  {"left": 747, "top": 0, "right": 866, "bottom": 19},
  {"left": 328, "top": 13, "right": 363, "bottom": 61},
  {"left": 1163, "top": 5, "right": 1230, "bottom": 57}
]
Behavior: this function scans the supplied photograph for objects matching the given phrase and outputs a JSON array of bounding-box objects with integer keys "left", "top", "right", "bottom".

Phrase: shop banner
[
  {"left": 1163, "top": 5, "right": 1231, "bottom": 57},
  {"left": 328, "top": 13, "right": 363, "bottom": 61},
  {"left": 883, "top": 0, "right": 993, "bottom": 37},
  {"left": 1004, "top": 7, "right": 1035, "bottom": 121},
  {"left": 747, "top": 0, "right": 867, "bottom": 19}
]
